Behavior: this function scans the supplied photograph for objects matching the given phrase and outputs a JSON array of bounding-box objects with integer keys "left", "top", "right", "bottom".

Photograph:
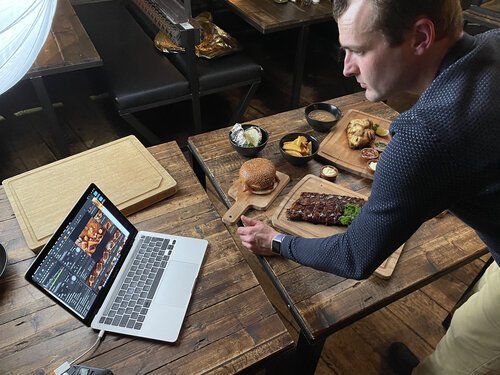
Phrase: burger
[{"left": 239, "top": 158, "right": 278, "bottom": 194}]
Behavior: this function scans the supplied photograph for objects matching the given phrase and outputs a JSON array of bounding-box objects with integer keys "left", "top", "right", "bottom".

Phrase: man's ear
[{"left": 412, "top": 18, "right": 435, "bottom": 55}]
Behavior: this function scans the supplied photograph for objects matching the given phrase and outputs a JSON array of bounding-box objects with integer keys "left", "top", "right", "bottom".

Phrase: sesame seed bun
[{"left": 239, "top": 158, "right": 277, "bottom": 193}]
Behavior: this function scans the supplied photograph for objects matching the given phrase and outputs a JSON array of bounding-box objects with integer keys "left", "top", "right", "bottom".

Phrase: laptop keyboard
[{"left": 98, "top": 235, "right": 176, "bottom": 330}]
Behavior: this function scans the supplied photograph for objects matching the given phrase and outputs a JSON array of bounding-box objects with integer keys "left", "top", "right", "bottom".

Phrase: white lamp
[{"left": 0, "top": 0, "right": 57, "bottom": 95}]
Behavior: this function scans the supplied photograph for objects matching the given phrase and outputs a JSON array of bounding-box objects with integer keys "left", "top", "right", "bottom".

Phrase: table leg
[
  {"left": 187, "top": 143, "right": 207, "bottom": 190},
  {"left": 290, "top": 25, "right": 310, "bottom": 109},
  {"left": 294, "top": 330, "right": 326, "bottom": 375},
  {"left": 30, "top": 76, "right": 70, "bottom": 158},
  {"left": 442, "top": 256, "right": 493, "bottom": 329}
]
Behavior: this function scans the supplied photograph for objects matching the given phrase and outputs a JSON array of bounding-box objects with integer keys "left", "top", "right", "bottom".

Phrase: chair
[{"left": 126, "top": 0, "right": 263, "bottom": 133}]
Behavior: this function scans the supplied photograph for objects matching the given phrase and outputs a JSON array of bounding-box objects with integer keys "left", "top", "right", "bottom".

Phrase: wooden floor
[{"left": 0, "top": 20, "right": 488, "bottom": 374}]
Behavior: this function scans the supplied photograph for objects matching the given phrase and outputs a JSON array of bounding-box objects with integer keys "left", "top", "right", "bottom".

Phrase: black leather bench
[
  {"left": 75, "top": 0, "right": 193, "bottom": 144},
  {"left": 127, "top": 0, "right": 262, "bottom": 129}
]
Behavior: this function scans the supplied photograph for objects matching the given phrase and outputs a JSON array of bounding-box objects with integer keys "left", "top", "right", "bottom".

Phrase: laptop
[{"left": 25, "top": 183, "right": 207, "bottom": 342}]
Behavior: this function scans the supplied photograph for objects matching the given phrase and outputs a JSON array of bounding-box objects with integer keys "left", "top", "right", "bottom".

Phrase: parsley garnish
[{"left": 339, "top": 203, "right": 362, "bottom": 226}]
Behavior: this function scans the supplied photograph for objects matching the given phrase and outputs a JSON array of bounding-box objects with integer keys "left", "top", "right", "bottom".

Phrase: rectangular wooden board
[
  {"left": 271, "top": 174, "right": 403, "bottom": 279},
  {"left": 3, "top": 136, "right": 177, "bottom": 252},
  {"left": 317, "top": 109, "right": 392, "bottom": 179}
]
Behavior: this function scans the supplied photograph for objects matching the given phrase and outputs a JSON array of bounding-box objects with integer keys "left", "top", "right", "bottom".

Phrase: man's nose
[{"left": 343, "top": 50, "right": 357, "bottom": 77}]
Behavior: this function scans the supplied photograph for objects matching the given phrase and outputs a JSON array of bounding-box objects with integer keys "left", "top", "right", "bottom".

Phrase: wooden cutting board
[
  {"left": 317, "top": 109, "right": 392, "bottom": 179},
  {"left": 3, "top": 136, "right": 177, "bottom": 252},
  {"left": 271, "top": 174, "right": 403, "bottom": 279},
  {"left": 223, "top": 171, "right": 290, "bottom": 224}
]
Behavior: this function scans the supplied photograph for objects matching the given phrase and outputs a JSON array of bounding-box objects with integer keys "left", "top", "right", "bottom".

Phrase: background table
[
  {"left": 0, "top": 141, "right": 293, "bottom": 374},
  {"left": 26, "top": 0, "right": 102, "bottom": 158},
  {"left": 27, "top": 0, "right": 101, "bottom": 78},
  {"left": 187, "top": 91, "right": 488, "bottom": 374},
  {"left": 221, "top": 0, "right": 334, "bottom": 108},
  {"left": 463, "top": 1, "right": 500, "bottom": 29}
]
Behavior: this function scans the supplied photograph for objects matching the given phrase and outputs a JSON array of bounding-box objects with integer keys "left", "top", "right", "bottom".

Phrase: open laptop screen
[{"left": 25, "top": 184, "right": 137, "bottom": 324}]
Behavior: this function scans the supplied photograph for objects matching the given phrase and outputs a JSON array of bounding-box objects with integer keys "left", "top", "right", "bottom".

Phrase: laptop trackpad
[{"left": 155, "top": 261, "right": 198, "bottom": 308}]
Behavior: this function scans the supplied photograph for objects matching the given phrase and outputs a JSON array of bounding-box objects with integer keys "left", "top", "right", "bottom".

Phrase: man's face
[{"left": 338, "top": 0, "right": 416, "bottom": 101}]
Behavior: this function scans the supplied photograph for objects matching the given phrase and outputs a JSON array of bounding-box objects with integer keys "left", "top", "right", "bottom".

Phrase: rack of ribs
[{"left": 286, "top": 192, "right": 366, "bottom": 226}]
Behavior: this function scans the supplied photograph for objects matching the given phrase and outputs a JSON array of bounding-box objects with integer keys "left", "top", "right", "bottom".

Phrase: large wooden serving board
[
  {"left": 3, "top": 136, "right": 177, "bottom": 252},
  {"left": 271, "top": 174, "right": 403, "bottom": 279},
  {"left": 318, "top": 109, "right": 392, "bottom": 179},
  {"left": 223, "top": 171, "right": 290, "bottom": 224}
]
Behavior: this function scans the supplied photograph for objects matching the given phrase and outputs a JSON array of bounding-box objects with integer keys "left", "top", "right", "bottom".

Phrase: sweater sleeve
[{"left": 279, "top": 115, "right": 459, "bottom": 279}]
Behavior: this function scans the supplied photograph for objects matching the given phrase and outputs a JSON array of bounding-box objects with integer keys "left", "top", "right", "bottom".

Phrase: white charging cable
[
  {"left": 53, "top": 330, "right": 106, "bottom": 375},
  {"left": 70, "top": 330, "right": 106, "bottom": 365}
]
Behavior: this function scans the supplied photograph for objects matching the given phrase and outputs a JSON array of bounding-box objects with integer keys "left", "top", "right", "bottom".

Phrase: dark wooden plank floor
[{"left": 0, "top": 19, "right": 487, "bottom": 374}]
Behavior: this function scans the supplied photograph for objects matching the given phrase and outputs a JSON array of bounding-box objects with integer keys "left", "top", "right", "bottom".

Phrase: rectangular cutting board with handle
[
  {"left": 3, "top": 136, "right": 177, "bottom": 253},
  {"left": 223, "top": 171, "right": 290, "bottom": 224},
  {"left": 317, "top": 109, "right": 392, "bottom": 180},
  {"left": 271, "top": 174, "right": 404, "bottom": 279}
]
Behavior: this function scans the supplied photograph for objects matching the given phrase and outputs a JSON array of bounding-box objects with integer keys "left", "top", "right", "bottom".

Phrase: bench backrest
[
  {"left": 129, "top": 0, "right": 199, "bottom": 44},
  {"left": 128, "top": 0, "right": 200, "bottom": 87}
]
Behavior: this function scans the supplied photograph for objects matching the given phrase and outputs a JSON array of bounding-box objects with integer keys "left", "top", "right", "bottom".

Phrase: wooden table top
[
  {"left": 222, "top": 0, "right": 334, "bottom": 34},
  {"left": 464, "top": 4, "right": 500, "bottom": 29},
  {"left": 0, "top": 141, "right": 293, "bottom": 374},
  {"left": 27, "top": 0, "right": 101, "bottom": 78},
  {"left": 188, "top": 91, "right": 488, "bottom": 341}
]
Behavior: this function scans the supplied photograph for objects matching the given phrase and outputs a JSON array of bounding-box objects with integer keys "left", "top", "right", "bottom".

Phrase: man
[{"left": 236, "top": 0, "right": 500, "bottom": 373}]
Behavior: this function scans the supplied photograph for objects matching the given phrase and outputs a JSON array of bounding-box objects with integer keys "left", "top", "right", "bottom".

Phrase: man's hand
[{"left": 237, "top": 215, "right": 280, "bottom": 256}]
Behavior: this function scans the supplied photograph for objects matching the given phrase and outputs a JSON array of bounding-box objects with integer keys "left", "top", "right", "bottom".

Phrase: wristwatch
[{"left": 271, "top": 234, "right": 286, "bottom": 255}]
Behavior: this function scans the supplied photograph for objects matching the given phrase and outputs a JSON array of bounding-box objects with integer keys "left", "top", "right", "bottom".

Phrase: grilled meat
[
  {"left": 346, "top": 118, "right": 375, "bottom": 149},
  {"left": 286, "top": 192, "right": 365, "bottom": 226}
]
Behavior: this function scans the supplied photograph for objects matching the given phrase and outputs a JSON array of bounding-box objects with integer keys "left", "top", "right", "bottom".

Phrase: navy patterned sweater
[{"left": 280, "top": 30, "right": 500, "bottom": 279}]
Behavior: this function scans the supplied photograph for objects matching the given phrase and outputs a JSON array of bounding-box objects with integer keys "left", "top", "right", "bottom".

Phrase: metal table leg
[
  {"left": 30, "top": 76, "right": 70, "bottom": 158},
  {"left": 294, "top": 330, "right": 326, "bottom": 375},
  {"left": 187, "top": 143, "right": 207, "bottom": 190},
  {"left": 290, "top": 25, "right": 310, "bottom": 109}
]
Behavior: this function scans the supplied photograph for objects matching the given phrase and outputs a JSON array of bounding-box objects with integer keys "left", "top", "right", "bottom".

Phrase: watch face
[{"left": 272, "top": 235, "right": 283, "bottom": 255}]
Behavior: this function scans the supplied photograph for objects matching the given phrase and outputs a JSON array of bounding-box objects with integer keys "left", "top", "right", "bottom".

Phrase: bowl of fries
[{"left": 279, "top": 132, "right": 319, "bottom": 166}]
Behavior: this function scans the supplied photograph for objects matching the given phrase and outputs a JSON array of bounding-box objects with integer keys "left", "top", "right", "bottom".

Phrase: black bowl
[
  {"left": 229, "top": 124, "right": 269, "bottom": 157},
  {"left": 279, "top": 132, "right": 319, "bottom": 166},
  {"left": 305, "top": 102, "right": 342, "bottom": 132}
]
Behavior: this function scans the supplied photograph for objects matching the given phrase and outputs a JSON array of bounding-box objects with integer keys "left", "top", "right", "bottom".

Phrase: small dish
[
  {"left": 366, "top": 159, "right": 378, "bottom": 174},
  {"left": 279, "top": 132, "right": 319, "bottom": 166},
  {"left": 360, "top": 147, "right": 379, "bottom": 160},
  {"left": 373, "top": 141, "right": 388, "bottom": 153},
  {"left": 305, "top": 103, "right": 342, "bottom": 132},
  {"left": 320, "top": 165, "right": 338, "bottom": 182},
  {"left": 229, "top": 124, "right": 269, "bottom": 157}
]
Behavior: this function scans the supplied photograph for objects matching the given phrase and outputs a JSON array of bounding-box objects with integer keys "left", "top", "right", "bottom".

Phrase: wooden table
[
  {"left": 0, "top": 141, "right": 294, "bottom": 374},
  {"left": 221, "top": 0, "right": 334, "bottom": 108},
  {"left": 26, "top": 0, "right": 102, "bottom": 158},
  {"left": 187, "top": 91, "right": 489, "bottom": 374},
  {"left": 463, "top": 2, "right": 500, "bottom": 30}
]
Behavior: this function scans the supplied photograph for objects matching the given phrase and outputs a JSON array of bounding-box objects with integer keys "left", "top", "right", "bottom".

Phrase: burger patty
[{"left": 286, "top": 192, "right": 365, "bottom": 226}]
